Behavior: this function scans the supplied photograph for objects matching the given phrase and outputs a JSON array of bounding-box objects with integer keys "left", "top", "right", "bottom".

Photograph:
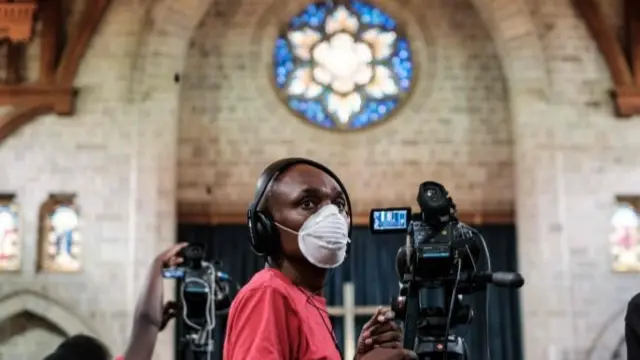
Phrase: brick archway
[
  {"left": 468, "top": 0, "right": 548, "bottom": 99},
  {"left": 129, "top": 2, "right": 214, "bottom": 359},
  {"left": 0, "top": 291, "right": 98, "bottom": 338},
  {"left": 464, "top": 2, "right": 548, "bottom": 359}
]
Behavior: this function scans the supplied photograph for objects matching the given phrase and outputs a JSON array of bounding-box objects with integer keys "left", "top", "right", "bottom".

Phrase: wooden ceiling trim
[
  {"left": 0, "top": 0, "right": 112, "bottom": 144},
  {"left": 574, "top": 0, "right": 640, "bottom": 117},
  {"left": 55, "top": 0, "right": 111, "bottom": 86},
  {"left": 39, "top": 0, "right": 63, "bottom": 84},
  {"left": 574, "top": 0, "right": 632, "bottom": 87}
]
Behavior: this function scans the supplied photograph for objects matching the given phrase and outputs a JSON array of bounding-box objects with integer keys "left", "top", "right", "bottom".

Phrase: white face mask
[{"left": 276, "top": 204, "right": 351, "bottom": 269}]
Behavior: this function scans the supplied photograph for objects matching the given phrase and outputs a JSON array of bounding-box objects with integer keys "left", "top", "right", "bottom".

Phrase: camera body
[
  {"left": 163, "top": 243, "right": 217, "bottom": 329},
  {"left": 163, "top": 243, "right": 233, "bottom": 357},
  {"left": 373, "top": 182, "right": 525, "bottom": 359},
  {"left": 370, "top": 181, "right": 481, "bottom": 360},
  {"left": 370, "top": 181, "right": 478, "bottom": 282}
]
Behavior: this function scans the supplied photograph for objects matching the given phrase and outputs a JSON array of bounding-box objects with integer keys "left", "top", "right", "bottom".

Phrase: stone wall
[
  {"left": 0, "top": 0, "right": 639, "bottom": 359},
  {"left": 177, "top": 0, "right": 513, "bottom": 216},
  {"left": 513, "top": 0, "right": 640, "bottom": 359},
  {"left": 0, "top": 0, "right": 186, "bottom": 359}
]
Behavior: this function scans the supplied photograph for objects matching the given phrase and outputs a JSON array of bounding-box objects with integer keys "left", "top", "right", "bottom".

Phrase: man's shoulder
[
  {"left": 228, "top": 268, "right": 302, "bottom": 324},
  {"left": 235, "top": 268, "right": 294, "bottom": 302},
  {"left": 630, "top": 292, "right": 640, "bottom": 309},
  {"left": 627, "top": 292, "right": 640, "bottom": 323}
]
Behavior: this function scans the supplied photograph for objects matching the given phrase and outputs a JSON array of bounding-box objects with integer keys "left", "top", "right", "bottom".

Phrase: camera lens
[
  {"left": 423, "top": 186, "right": 445, "bottom": 206},
  {"left": 425, "top": 188, "right": 442, "bottom": 202},
  {"left": 417, "top": 181, "right": 452, "bottom": 226}
]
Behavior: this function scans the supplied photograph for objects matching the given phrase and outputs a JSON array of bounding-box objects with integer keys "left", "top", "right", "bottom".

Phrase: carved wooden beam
[
  {"left": 39, "top": 0, "right": 63, "bottom": 84},
  {"left": 574, "top": 0, "right": 640, "bottom": 117},
  {"left": 177, "top": 205, "right": 515, "bottom": 226},
  {"left": 6, "top": 43, "right": 25, "bottom": 84},
  {"left": 574, "top": 0, "right": 633, "bottom": 86},
  {"left": 0, "top": 0, "right": 112, "bottom": 143},
  {"left": 56, "top": 0, "right": 110, "bottom": 86},
  {"left": 0, "top": 85, "right": 75, "bottom": 112}
]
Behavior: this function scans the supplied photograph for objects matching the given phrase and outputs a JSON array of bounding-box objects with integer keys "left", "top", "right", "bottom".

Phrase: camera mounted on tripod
[
  {"left": 370, "top": 181, "right": 524, "bottom": 360},
  {"left": 162, "top": 242, "right": 238, "bottom": 359}
]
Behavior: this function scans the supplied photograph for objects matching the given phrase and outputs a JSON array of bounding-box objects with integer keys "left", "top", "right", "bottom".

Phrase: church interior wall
[{"left": 0, "top": 0, "right": 638, "bottom": 359}]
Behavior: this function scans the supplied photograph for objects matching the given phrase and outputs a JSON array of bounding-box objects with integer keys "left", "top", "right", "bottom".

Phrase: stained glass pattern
[
  {"left": 0, "top": 204, "right": 20, "bottom": 271},
  {"left": 273, "top": 1, "right": 413, "bottom": 129},
  {"left": 41, "top": 204, "right": 81, "bottom": 272},
  {"left": 610, "top": 203, "right": 640, "bottom": 272}
]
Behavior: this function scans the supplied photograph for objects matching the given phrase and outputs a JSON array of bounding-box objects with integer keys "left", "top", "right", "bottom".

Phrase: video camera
[
  {"left": 163, "top": 243, "right": 237, "bottom": 360},
  {"left": 370, "top": 181, "right": 524, "bottom": 360}
]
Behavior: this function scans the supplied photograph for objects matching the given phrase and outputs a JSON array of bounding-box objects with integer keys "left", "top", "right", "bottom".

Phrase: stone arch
[
  {"left": 129, "top": 2, "right": 215, "bottom": 358},
  {"left": 0, "top": 311, "right": 67, "bottom": 360},
  {"left": 0, "top": 291, "right": 98, "bottom": 338},
  {"left": 130, "top": 0, "right": 214, "bottom": 103},
  {"left": 459, "top": 1, "right": 548, "bottom": 359},
  {"left": 468, "top": 0, "right": 548, "bottom": 100}
]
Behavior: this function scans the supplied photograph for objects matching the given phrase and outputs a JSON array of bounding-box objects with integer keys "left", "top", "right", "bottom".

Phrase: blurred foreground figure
[
  {"left": 43, "top": 334, "right": 110, "bottom": 360},
  {"left": 626, "top": 292, "right": 640, "bottom": 359}
]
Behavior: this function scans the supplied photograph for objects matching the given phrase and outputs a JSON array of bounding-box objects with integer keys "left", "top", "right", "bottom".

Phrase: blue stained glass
[
  {"left": 273, "top": 38, "right": 295, "bottom": 88},
  {"left": 289, "top": 98, "right": 335, "bottom": 128},
  {"left": 273, "top": 1, "right": 414, "bottom": 130},
  {"left": 289, "top": 3, "right": 328, "bottom": 29},
  {"left": 350, "top": 99, "right": 399, "bottom": 129},
  {"left": 351, "top": 0, "right": 396, "bottom": 30}
]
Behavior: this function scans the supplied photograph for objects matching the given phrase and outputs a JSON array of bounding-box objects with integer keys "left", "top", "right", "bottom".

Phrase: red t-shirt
[{"left": 223, "top": 268, "right": 341, "bottom": 360}]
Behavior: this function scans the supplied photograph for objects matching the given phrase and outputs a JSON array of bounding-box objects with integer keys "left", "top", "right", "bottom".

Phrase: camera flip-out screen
[{"left": 370, "top": 207, "right": 411, "bottom": 234}]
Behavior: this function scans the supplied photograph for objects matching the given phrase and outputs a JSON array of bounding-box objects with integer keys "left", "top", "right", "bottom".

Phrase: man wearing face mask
[{"left": 223, "top": 158, "right": 417, "bottom": 360}]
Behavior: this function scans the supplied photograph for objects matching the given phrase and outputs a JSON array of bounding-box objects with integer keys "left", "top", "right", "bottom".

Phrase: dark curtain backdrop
[{"left": 175, "top": 224, "right": 522, "bottom": 360}]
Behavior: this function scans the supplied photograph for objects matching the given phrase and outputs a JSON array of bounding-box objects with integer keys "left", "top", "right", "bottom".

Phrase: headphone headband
[{"left": 247, "top": 158, "right": 353, "bottom": 256}]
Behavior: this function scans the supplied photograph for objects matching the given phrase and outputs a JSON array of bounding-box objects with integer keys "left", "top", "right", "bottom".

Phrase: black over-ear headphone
[{"left": 247, "top": 158, "right": 353, "bottom": 257}]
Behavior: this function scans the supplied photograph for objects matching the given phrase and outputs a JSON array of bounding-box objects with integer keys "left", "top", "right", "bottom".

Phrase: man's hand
[
  {"left": 155, "top": 242, "right": 188, "bottom": 268},
  {"left": 125, "top": 242, "right": 188, "bottom": 360},
  {"left": 159, "top": 301, "right": 180, "bottom": 331},
  {"left": 140, "top": 242, "right": 188, "bottom": 327},
  {"left": 359, "top": 348, "right": 417, "bottom": 360},
  {"left": 356, "top": 307, "right": 403, "bottom": 357}
]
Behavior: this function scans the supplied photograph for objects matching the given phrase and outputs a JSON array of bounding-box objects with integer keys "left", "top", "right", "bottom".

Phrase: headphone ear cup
[
  {"left": 247, "top": 208, "right": 265, "bottom": 255},
  {"left": 255, "top": 211, "right": 279, "bottom": 256}
]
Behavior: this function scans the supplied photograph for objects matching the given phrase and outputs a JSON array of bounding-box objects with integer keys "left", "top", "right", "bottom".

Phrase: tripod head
[
  {"left": 392, "top": 270, "right": 524, "bottom": 360},
  {"left": 392, "top": 229, "right": 521, "bottom": 351}
]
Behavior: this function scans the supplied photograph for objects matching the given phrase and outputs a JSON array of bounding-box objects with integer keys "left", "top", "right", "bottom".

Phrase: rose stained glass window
[{"left": 273, "top": 1, "right": 414, "bottom": 130}]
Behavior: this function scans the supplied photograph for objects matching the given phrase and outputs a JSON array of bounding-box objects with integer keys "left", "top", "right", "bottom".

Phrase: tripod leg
[{"left": 402, "top": 283, "right": 420, "bottom": 350}]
